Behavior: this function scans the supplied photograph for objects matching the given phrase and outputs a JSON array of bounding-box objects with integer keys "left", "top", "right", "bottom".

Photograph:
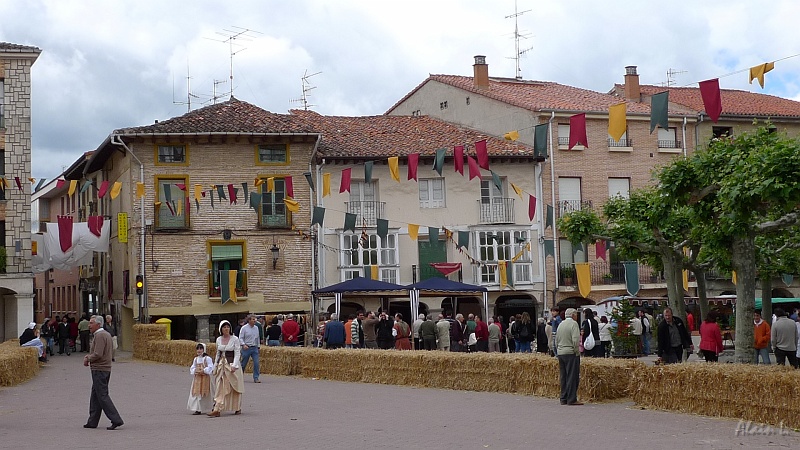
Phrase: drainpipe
[
  {"left": 682, "top": 116, "right": 688, "bottom": 157},
  {"left": 110, "top": 135, "right": 147, "bottom": 323},
  {"left": 309, "top": 134, "right": 322, "bottom": 293},
  {"left": 547, "top": 111, "right": 559, "bottom": 312},
  {"left": 315, "top": 155, "right": 326, "bottom": 292}
]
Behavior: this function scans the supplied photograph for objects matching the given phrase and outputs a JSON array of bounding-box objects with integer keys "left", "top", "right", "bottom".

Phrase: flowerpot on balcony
[
  {"left": 603, "top": 274, "right": 614, "bottom": 285},
  {"left": 564, "top": 277, "right": 574, "bottom": 286}
]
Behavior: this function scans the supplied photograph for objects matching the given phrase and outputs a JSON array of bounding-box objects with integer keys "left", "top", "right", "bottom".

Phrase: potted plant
[
  {"left": 603, "top": 273, "right": 614, "bottom": 284},
  {"left": 561, "top": 265, "right": 575, "bottom": 285}
]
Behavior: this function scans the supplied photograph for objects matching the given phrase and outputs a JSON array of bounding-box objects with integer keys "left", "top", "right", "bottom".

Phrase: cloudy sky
[{"left": 2, "top": 0, "right": 799, "bottom": 181}]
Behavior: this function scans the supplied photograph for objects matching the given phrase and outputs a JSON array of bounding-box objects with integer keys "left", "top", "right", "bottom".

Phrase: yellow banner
[
  {"left": 371, "top": 265, "right": 379, "bottom": 280},
  {"left": 388, "top": 156, "right": 400, "bottom": 182},
  {"left": 267, "top": 177, "right": 274, "bottom": 193},
  {"left": 576, "top": 262, "right": 592, "bottom": 298},
  {"left": 322, "top": 173, "right": 331, "bottom": 197},
  {"left": 682, "top": 269, "right": 689, "bottom": 291},
  {"left": 194, "top": 184, "right": 203, "bottom": 201},
  {"left": 608, "top": 102, "right": 627, "bottom": 142},
  {"left": 510, "top": 183, "right": 524, "bottom": 199},
  {"left": 117, "top": 213, "right": 128, "bottom": 243},
  {"left": 284, "top": 198, "right": 300, "bottom": 213},
  {"left": 732, "top": 270, "right": 737, "bottom": 286},
  {"left": 408, "top": 224, "right": 419, "bottom": 241},
  {"left": 228, "top": 270, "right": 238, "bottom": 304},
  {"left": 498, "top": 260, "right": 508, "bottom": 290},
  {"left": 110, "top": 181, "right": 122, "bottom": 200},
  {"left": 68, "top": 180, "right": 77, "bottom": 196}
]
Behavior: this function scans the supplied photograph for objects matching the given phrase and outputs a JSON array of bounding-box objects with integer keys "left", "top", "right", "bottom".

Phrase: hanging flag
[
  {"left": 454, "top": 145, "right": 464, "bottom": 175},
  {"left": 433, "top": 148, "right": 446, "bottom": 175},
  {"left": 285, "top": 176, "right": 294, "bottom": 198},
  {"left": 57, "top": 215, "right": 73, "bottom": 252},
  {"left": 511, "top": 183, "right": 523, "bottom": 199},
  {"left": 209, "top": 190, "right": 215, "bottom": 209},
  {"left": 475, "top": 139, "right": 489, "bottom": 170},
  {"left": 254, "top": 177, "right": 264, "bottom": 187},
  {"left": 283, "top": 198, "right": 300, "bottom": 213},
  {"left": 683, "top": 269, "right": 689, "bottom": 291},
  {"left": 699, "top": 78, "right": 722, "bottom": 123},
  {"left": 303, "top": 172, "right": 314, "bottom": 192},
  {"left": 219, "top": 270, "right": 233, "bottom": 305},
  {"left": 491, "top": 172, "right": 502, "bottom": 194},
  {"left": 503, "top": 131, "right": 519, "bottom": 141},
  {"left": 87, "top": 216, "right": 103, "bottom": 238},
  {"left": 97, "top": 180, "right": 109, "bottom": 198},
  {"left": 344, "top": 213, "right": 357, "bottom": 232},
  {"left": 56, "top": 179, "right": 65, "bottom": 189},
  {"left": 226, "top": 184, "right": 236, "bottom": 204},
  {"left": 546, "top": 205, "right": 554, "bottom": 229},
  {"left": 623, "top": 261, "right": 640, "bottom": 296},
  {"left": 166, "top": 202, "right": 175, "bottom": 216},
  {"left": 0, "top": 178, "right": 5, "bottom": 191},
  {"left": 498, "top": 260, "right": 508, "bottom": 289},
  {"left": 110, "top": 181, "right": 122, "bottom": 200},
  {"left": 376, "top": 218, "right": 389, "bottom": 240},
  {"left": 228, "top": 270, "right": 238, "bottom": 303},
  {"left": 136, "top": 182, "right": 145, "bottom": 199},
  {"left": 68, "top": 180, "right": 78, "bottom": 196},
  {"left": 595, "top": 240, "right": 607, "bottom": 261},
  {"left": 364, "top": 161, "right": 373, "bottom": 183},
  {"left": 430, "top": 262, "right": 461, "bottom": 276},
  {"left": 13, "top": 177, "right": 21, "bottom": 191},
  {"left": 339, "top": 168, "right": 352, "bottom": 193},
  {"left": 544, "top": 239, "right": 555, "bottom": 257},
  {"left": 467, "top": 156, "right": 480, "bottom": 180},
  {"left": 312, "top": 206, "right": 325, "bottom": 227},
  {"left": 241, "top": 182, "right": 249, "bottom": 203},
  {"left": 732, "top": 271, "right": 737, "bottom": 285},
  {"left": 80, "top": 180, "right": 92, "bottom": 194},
  {"left": 575, "top": 262, "right": 591, "bottom": 298},
  {"left": 370, "top": 265, "right": 379, "bottom": 280},
  {"left": 176, "top": 183, "right": 186, "bottom": 191},
  {"left": 749, "top": 62, "right": 775, "bottom": 88},
  {"left": 533, "top": 123, "right": 548, "bottom": 158},
  {"left": 35, "top": 178, "right": 46, "bottom": 192},
  {"left": 408, "top": 153, "right": 419, "bottom": 181},
  {"left": 511, "top": 243, "right": 530, "bottom": 263},
  {"left": 782, "top": 273, "right": 794, "bottom": 287},
  {"left": 428, "top": 226, "right": 439, "bottom": 243},
  {"left": 388, "top": 156, "right": 400, "bottom": 182},
  {"left": 28, "top": 177, "right": 36, "bottom": 183},
  {"left": 528, "top": 195, "right": 537, "bottom": 221},
  {"left": 216, "top": 185, "right": 226, "bottom": 200},
  {"left": 569, "top": 113, "right": 588, "bottom": 149},
  {"left": 457, "top": 230, "right": 469, "bottom": 249},
  {"left": 608, "top": 103, "right": 627, "bottom": 142},
  {"left": 408, "top": 224, "right": 419, "bottom": 241},
  {"left": 175, "top": 197, "right": 183, "bottom": 216},
  {"left": 650, "top": 91, "right": 669, "bottom": 133},
  {"left": 249, "top": 192, "right": 261, "bottom": 211},
  {"left": 266, "top": 178, "right": 274, "bottom": 193},
  {"left": 322, "top": 173, "right": 331, "bottom": 197}
]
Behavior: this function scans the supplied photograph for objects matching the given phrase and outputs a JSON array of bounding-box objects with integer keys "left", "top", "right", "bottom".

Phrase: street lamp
[{"left": 270, "top": 239, "right": 280, "bottom": 269}]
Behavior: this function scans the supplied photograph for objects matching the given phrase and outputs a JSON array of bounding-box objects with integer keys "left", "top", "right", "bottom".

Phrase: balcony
[
  {"left": 478, "top": 198, "right": 515, "bottom": 224},
  {"left": 607, "top": 138, "right": 633, "bottom": 147},
  {"left": 557, "top": 199, "right": 593, "bottom": 218},
  {"left": 558, "top": 261, "right": 664, "bottom": 287},
  {"left": 657, "top": 140, "right": 682, "bottom": 149},
  {"left": 558, "top": 137, "right": 569, "bottom": 146},
  {"left": 344, "top": 201, "right": 385, "bottom": 227},
  {"left": 208, "top": 269, "right": 248, "bottom": 298}
]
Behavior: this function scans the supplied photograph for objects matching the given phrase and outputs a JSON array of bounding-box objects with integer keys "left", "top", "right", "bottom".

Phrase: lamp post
[{"left": 270, "top": 240, "right": 280, "bottom": 269}]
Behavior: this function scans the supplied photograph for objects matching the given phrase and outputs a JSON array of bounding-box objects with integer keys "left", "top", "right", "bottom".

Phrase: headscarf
[
  {"left": 218, "top": 320, "right": 231, "bottom": 334},
  {"left": 28, "top": 322, "right": 36, "bottom": 329}
]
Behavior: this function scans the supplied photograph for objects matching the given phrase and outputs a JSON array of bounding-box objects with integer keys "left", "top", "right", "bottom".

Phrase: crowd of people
[{"left": 21, "top": 313, "right": 118, "bottom": 363}]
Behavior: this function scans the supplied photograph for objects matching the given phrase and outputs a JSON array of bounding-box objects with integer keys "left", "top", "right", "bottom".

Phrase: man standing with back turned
[
  {"left": 83, "top": 315, "right": 123, "bottom": 430},
  {"left": 556, "top": 308, "right": 582, "bottom": 406}
]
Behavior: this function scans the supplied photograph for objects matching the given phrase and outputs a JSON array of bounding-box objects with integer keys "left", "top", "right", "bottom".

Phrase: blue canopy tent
[
  {"left": 312, "top": 278, "right": 407, "bottom": 319},
  {"left": 405, "top": 278, "right": 489, "bottom": 323}
]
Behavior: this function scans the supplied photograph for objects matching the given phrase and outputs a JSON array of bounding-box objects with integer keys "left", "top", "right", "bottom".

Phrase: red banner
[
  {"left": 454, "top": 145, "right": 464, "bottom": 175},
  {"left": 430, "top": 262, "right": 462, "bottom": 276},
  {"left": 57, "top": 215, "right": 73, "bottom": 253},
  {"left": 569, "top": 113, "right": 588, "bottom": 149},
  {"left": 407, "top": 153, "right": 419, "bottom": 181},
  {"left": 467, "top": 156, "right": 481, "bottom": 180},
  {"left": 87, "top": 216, "right": 104, "bottom": 237},
  {"left": 699, "top": 78, "right": 722, "bottom": 123},
  {"left": 475, "top": 139, "right": 489, "bottom": 170}
]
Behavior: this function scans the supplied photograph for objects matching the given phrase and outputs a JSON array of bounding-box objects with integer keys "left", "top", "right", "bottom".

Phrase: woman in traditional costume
[
  {"left": 188, "top": 343, "right": 214, "bottom": 415},
  {"left": 393, "top": 314, "right": 412, "bottom": 350},
  {"left": 208, "top": 320, "right": 244, "bottom": 417}
]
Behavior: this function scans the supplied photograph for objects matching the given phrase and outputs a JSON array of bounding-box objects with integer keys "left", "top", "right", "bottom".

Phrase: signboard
[{"left": 118, "top": 213, "right": 128, "bottom": 243}]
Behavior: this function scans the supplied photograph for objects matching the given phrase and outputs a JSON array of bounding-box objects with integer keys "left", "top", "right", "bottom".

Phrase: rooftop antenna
[
  {"left": 211, "top": 79, "right": 228, "bottom": 105},
  {"left": 289, "top": 70, "right": 322, "bottom": 110},
  {"left": 666, "top": 68, "right": 688, "bottom": 87},
  {"left": 206, "top": 26, "right": 262, "bottom": 98},
  {"left": 505, "top": 0, "right": 533, "bottom": 80},
  {"left": 173, "top": 62, "right": 199, "bottom": 112}
]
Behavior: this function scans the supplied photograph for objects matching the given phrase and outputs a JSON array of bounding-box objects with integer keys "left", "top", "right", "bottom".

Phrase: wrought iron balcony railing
[
  {"left": 477, "top": 197, "right": 515, "bottom": 224},
  {"left": 344, "top": 201, "right": 385, "bottom": 227}
]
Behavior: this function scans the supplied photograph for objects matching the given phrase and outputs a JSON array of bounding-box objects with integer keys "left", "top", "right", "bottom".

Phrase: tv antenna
[
  {"left": 210, "top": 79, "right": 228, "bottom": 105},
  {"left": 505, "top": 0, "right": 533, "bottom": 80},
  {"left": 666, "top": 68, "right": 688, "bottom": 87},
  {"left": 206, "top": 26, "right": 262, "bottom": 98},
  {"left": 173, "top": 62, "right": 200, "bottom": 112},
  {"left": 289, "top": 70, "right": 322, "bottom": 111}
]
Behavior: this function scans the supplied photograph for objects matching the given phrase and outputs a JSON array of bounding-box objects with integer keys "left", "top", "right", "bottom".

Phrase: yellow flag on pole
[
  {"left": 608, "top": 102, "right": 627, "bottom": 142},
  {"left": 388, "top": 156, "right": 400, "bottom": 182},
  {"left": 408, "top": 224, "right": 419, "bottom": 241}
]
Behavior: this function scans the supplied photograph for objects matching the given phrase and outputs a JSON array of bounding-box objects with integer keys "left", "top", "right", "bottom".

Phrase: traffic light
[{"left": 135, "top": 275, "right": 144, "bottom": 295}]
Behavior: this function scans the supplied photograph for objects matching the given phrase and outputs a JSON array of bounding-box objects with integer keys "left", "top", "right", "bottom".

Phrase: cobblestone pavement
[{"left": 2, "top": 351, "right": 797, "bottom": 450}]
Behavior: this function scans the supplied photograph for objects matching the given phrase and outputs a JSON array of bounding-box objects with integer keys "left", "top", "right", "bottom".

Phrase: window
[
  {"left": 156, "top": 144, "right": 187, "bottom": 164},
  {"left": 256, "top": 143, "right": 289, "bottom": 165},
  {"left": 557, "top": 124, "right": 570, "bottom": 146},
  {"left": 559, "top": 239, "right": 588, "bottom": 265},
  {"left": 478, "top": 230, "right": 531, "bottom": 284},
  {"left": 260, "top": 177, "right": 290, "bottom": 228},
  {"left": 608, "top": 178, "right": 630, "bottom": 199},
  {"left": 155, "top": 177, "right": 189, "bottom": 229},
  {"left": 607, "top": 131, "right": 632, "bottom": 147},
  {"left": 558, "top": 177, "right": 582, "bottom": 217},
  {"left": 0, "top": 78, "right": 4, "bottom": 129},
  {"left": 346, "top": 181, "right": 382, "bottom": 226},
  {"left": 712, "top": 126, "right": 733, "bottom": 139},
  {"left": 419, "top": 178, "right": 445, "bottom": 208},
  {"left": 208, "top": 241, "right": 247, "bottom": 297},
  {"left": 341, "top": 232, "right": 398, "bottom": 282},
  {"left": 657, "top": 127, "right": 680, "bottom": 148},
  {"left": 479, "top": 178, "right": 513, "bottom": 223}
]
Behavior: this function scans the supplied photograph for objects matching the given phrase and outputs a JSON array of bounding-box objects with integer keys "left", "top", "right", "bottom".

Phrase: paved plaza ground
[{"left": 1, "top": 351, "right": 798, "bottom": 450}]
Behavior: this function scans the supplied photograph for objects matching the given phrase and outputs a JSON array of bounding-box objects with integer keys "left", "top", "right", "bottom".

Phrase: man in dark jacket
[
  {"left": 418, "top": 315, "right": 438, "bottom": 350},
  {"left": 657, "top": 307, "right": 694, "bottom": 364},
  {"left": 375, "top": 312, "right": 396, "bottom": 349},
  {"left": 447, "top": 313, "right": 462, "bottom": 352},
  {"left": 323, "top": 313, "right": 346, "bottom": 349},
  {"left": 57, "top": 316, "right": 71, "bottom": 355}
]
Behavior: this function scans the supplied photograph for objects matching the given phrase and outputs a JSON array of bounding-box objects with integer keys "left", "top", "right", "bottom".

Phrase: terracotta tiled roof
[
  {"left": 0, "top": 42, "right": 41, "bottom": 53},
  {"left": 387, "top": 75, "right": 652, "bottom": 115},
  {"left": 629, "top": 84, "right": 800, "bottom": 118},
  {"left": 289, "top": 109, "right": 536, "bottom": 159},
  {"left": 116, "top": 97, "right": 319, "bottom": 135}
]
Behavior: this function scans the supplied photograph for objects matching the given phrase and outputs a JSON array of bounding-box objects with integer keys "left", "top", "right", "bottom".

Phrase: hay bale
[
  {"left": 0, "top": 340, "right": 39, "bottom": 386},
  {"left": 631, "top": 363, "right": 800, "bottom": 429},
  {"left": 132, "top": 324, "right": 167, "bottom": 359}
]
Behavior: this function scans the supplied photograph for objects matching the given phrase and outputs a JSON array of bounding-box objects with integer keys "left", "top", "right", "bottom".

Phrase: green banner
[{"left": 534, "top": 123, "right": 548, "bottom": 158}]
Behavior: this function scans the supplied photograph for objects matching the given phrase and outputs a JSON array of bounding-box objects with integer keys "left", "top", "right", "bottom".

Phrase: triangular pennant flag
[
  {"left": 388, "top": 156, "right": 400, "bottom": 182},
  {"left": 241, "top": 182, "right": 249, "bottom": 203},
  {"left": 68, "top": 180, "right": 78, "bottom": 196},
  {"left": 266, "top": 178, "right": 274, "bottom": 193},
  {"left": 428, "top": 226, "right": 439, "bottom": 243},
  {"left": 511, "top": 183, "right": 523, "bottom": 199},
  {"left": 232, "top": 186, "right": 239, "bottom": 204},
  {"left": 575, "top": 262, "right": 591, "bottom": 298},
  {"left": 136, "top": 182, "right": 145, "bottom": 199},
  {"left": 56, "top": 179, "right": 65, "bottom": 189},
  {"left": 467, "top": 156, "right": 481, "bottom": 180},
  {"left": 623, "top": 261, "right": 641, "bottom": 297},
  {"left": 376, "top": 218, "right": 389, "bottom": 240},
  {"left": 544, "top": 239, "right": 554, "bottom": 257},
  {"left": 339, "top": 168, "right": 352, "bottom": 193},
  {"left": 28, "top": 177, "right": 36, "bottom": 183},
  {"left": 176, "top": 183, "right": 186, "bottom": 191},
  {"left": 683, "top": 269, "right": 689, "bottom": 291},
  {"left": 254, "top": 177, "right": 264, "bottom": 187},
  {"left": 503, "top": 131, "right": 519, "bottom": 141},
  {"left": 285, "top": 176, "right": 294, "bottom": 198},
  {"left": 533, "top": 124, "right": 548, "bottom": 158},
  {"left": 216, "top": 185, "right": 226, "bottom": 200},
  {"left": 475, "top": 139, "right": 489, "bottom": 170},
  {"left": 195, "top": 198, "right": 200, "bottom": 213},
  {"left": 80, "top": 180, "right": 92, "bottom": 194},
  {"left": 782, "top": 273, "right": 794, "bottom": 287},
  {"left": 0, "top": 178, "right": 5, "bottom": 191},
  {"left": 14, "top": 177, "right": 21, "bottom": 191},
  {"left": 595, "top": 240, "right": 607, "bottom": 261},
  {"left": 343, "top": 213, "right": 357, "bottom": 232},
  {"left": 569, "top": 113, "right": 588, "bottom": 149},
  {"left": 364, "top": 161, "right": 373, "bottom": 184},
  {"left": 528, "top": 195, "right": 536, "bottom": 221},
  {"left": 322, "top": 173, "right": 331, "bottom": 197},
  {"left": 431, "top": 262, "right": 461, "bottom": 276},
  {"left": 408, "top": 224, "right": 419, "bottom": 241},
  {"left": 303, "top": 172, "right": 314, "bottom": 192},
  {"left": 312, "top": 206, "right": 325, "bottom": 227},
  {"left": 749, "top": 62, "right": 774, "bottom": 88},
  {"left": 453, "top": 145, "right": 464, "bottom": 175},
  {"left": 209, "top": 190, "right": 215, "bottom": 209},
  {"left": 650, "top": 91, "right": 669, "bottom": 133},
  {"left": 249, "top": 192, "right": 261, "bottom": 211},
  {"left": 407, "top": 153, "right": 419, "bottom": 181},
  {"left": 433, "top": 148, "right": 446, "bottom": 176},
  {"left": 194, "top": 184, "right": 203, "bottom": 203},
  {"left": 546, "top": 205, "right": 554, "bottom": 229},
  {"left": 498, "top": 260, "right": 508, "bottom": 290},
  {"left": 34, "top": 178, "right": 46, "bottom": 192},
  {"left": 284, "top": 198, "right": 300, "bottom": 213},
  {"left": 175, "top": 198, "right": 183, "bottom": 216},
  {"left": 86, "top": 215, "right": 103, "bottom": 238},
  {"left": 97, "top": 180, "right": 109, "bottom": 198},
  {"left": 698, "top": 78, "right": 722, "bottom": 123},
  {"left": 110, "top": 181, "right": 122, "bottom": 200},
  {"left": 166, "top": 201, "right": 175, "bottom": 216},
  {"left": 491, "top": 171, "right": 502, "bottom": 193},
  {"left": 608, "top": 102, "right": 627, "bottom": 142},
  {"left": 457, "top": 231, "right": 469, "bottom": 249}
]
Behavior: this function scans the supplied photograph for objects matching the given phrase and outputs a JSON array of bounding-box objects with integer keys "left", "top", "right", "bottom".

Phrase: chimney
[
  {"left": 624, "top": 66, "right": 640, "bottom": 101},
  {"left": 473, "top": 55, "right": 489, "bottom": 89}
]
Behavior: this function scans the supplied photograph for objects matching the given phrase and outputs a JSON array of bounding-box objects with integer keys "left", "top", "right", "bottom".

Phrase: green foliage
[
  {"left": 0, "top": 246, "right": 6, "bottom": 273},
  {"left": 610, "top": 298, "right": 639, "bottom": 356},
  {"left": 556, "top": 209, "right": 604, "bottom": 245}
]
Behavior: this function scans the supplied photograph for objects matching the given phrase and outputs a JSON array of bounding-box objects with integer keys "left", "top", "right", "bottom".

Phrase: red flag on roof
[
  {"left": 699, "top": 78, "right": 722, "bottom": 123},
  {"left": 454, "top": 145, "right": 464, "bottom": 175},
  {"left": 475, "top": 139, "right": 489, "bottom": 170},
  {"left": 569, "top": 113, "right": 588, "bottom": 149},
  {"left": 407, "top": 153, "right": 419, "bottom": 181}
]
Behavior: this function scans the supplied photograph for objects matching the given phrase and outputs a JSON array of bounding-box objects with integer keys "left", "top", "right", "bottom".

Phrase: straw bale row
[
  {"left": 132, "top": 324, "right": 168, "bottom": 359},
  {"left": 630, "top": 363, "right": 800, "bottom": 429},
  {"left": 0, "top": 340, "right": 40, "bottom": 386}
]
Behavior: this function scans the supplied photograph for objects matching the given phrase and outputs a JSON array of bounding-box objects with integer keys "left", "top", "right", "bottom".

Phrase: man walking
[
  {"left": 556, "top": 308, "right": 581, "bottom": 406},
  {"left": 239, "top": 315, "right": 261, "bottom": 383},
  {"left": 656, "top": 307, "right": 694, "bottom": 364},
  {"left": 83, "top": 315, "right": 123, "bottom": 430},
  {"left": 771, "top": 308, "right": 798, "bottom": 368}
]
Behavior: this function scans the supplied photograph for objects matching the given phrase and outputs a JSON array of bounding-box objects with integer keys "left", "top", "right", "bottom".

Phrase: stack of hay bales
[
  {"left": 260, "top": 347, "right": 303, "bottom": 376},
  {"left": 0, "top": 341, "right": 39, "bottom": 386},
  {"left": 132, "top": 324, "right": 167, "bottom": 359},
  {"left": 630, "top": 363, "right": 800, "bottom": 429}
]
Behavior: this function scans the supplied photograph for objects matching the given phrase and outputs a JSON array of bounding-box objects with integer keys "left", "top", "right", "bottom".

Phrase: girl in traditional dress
[
  {"left": 188, "top": 343, "right": 214, "bottom": 415},
  {"left": 208, "top": 320, "right": 244, "bottom": 417}
]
